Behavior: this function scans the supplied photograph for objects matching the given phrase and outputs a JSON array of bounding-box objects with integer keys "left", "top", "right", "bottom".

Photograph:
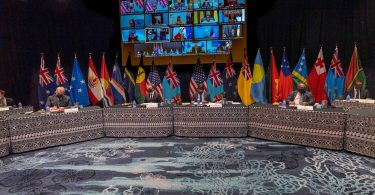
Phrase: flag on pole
[
  {"left": 110, "top": 54, "right": 126, "bottom": 105},
  {"left": 251, "top": 49, "right": 267, "bottom": 103},
  {"left": 38, "top": 53, "right": 55, "bottom": 108},
  {"left": 162, "top": 62, "right": 181, "bottom": 103},
  {"left": 278, "top": 48, "right": 293, "bottom": 101},
  {"left": 87, "top": 54, "right": 103, "bottom": 105},
  {"left": 100, "top": 53, "right": 114, "bottom": 107},
  {"left": 267, "top": 48, "right": 279, "bottom": 103},
  {"left": 54, "top": 53, "right": 69, "bottom": 94},
  {"left": 307, "top": 47, "right": 327, "bottom": 103},
  {"left": 292, "top": 49, "right": 308, "bottom": 90},
  {"left": 147, "top": 60, "right": 163, "bottom": 99},
  {"left": 123, "top": 53, "right": 136, "bottom": 103},
  {"left": 69, "top": 54, "right": 90, "bottom": 107},
  {"left": 206, "top": 60, "right": 224, "bottom": 102},
  {"left": 134, "top": 55, "right": 147, "bottom": 104},
  {"left": 189, "top": 58, "right": 207, "bottom": 99},
  {"left": 237, "top": 52, "right": 254, "bottom": 106},
  {"left": 223, "top": 51, "right": 237, "bottom": 101},
  {"left": 325, "top": 46, "right": 345, "bottom": 101},
  {"left": 345, "top": 45, "right": 367, "bottom": 92}
]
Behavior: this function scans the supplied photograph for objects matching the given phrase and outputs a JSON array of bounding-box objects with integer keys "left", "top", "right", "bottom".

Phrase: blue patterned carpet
[{"left": 0, "top": 137, "right": 374, "bottom": 195}]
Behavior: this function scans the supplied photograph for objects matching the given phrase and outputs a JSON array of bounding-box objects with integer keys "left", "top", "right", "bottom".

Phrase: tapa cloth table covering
[
  {"left": 174, "top": 105, "right": 248, "bottom": 137},
  {"left": 103, "top": 106, "right": 173, "bottom": 137},
  {"left": 7, "top": 107, "right": 104, "bottom": 153},
  {"left": 332, "top": 100, "right": 375, "bottom": 112},
  {"left": 248, "top": 104, "right": 346, "bottom": 150},
  {"left": 345, "top": 108, "right": 375, "bottom": 158}
]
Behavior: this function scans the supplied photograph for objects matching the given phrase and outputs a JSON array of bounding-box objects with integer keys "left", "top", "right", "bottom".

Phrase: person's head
[
  {"left": 0, "top": 90, "right": 5, "bottom": 99},
  {"left": 297, "top": 83, "right": 307, "bottom": 93},
  {"left": 129, "top": 19, "right": 135, "bottom": 28},
  {"left": 55, "top": 87, "right": 65, "bottom": 97},
  {"left": 354, "top": 80, "right": 363, "bottom": 89},
  {"left": 147, "top": 84, "right": 155, "bottom": 93},
  {"left": 197, "top": 84, "right": 204, "bottom": 94}
]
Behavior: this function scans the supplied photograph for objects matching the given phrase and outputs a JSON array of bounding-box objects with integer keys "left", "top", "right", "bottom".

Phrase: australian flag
[
  {"left": 54, "top": 53, "right": 69, "bottom": 94},
  {"left": 38, "top": 54, "right": 55, "bottom": 108},
  {"left": 69, "top": 55, "right": 90, "bottom": 107}
]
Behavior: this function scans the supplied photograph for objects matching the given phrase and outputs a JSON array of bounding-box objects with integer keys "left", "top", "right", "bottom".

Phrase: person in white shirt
[{"left": 287, "top": 83, "right": 314, "bottom": 106}]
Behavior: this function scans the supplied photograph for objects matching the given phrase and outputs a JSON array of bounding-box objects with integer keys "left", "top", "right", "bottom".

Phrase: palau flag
[
  {"left": 134, "top": 55, "right": 146, "bottom": 104},
  {"left": 292, "top": 49, "right": 308, "bottom": 90},
  {"left": 278, "top": 48, "right": 293, "bottom": 101},
  {"left": 207, "top": 61, "right": 224, "bottom": 102},
  {"left": 110, "top": 55, "right": 126, "bottom": 105},
  {"left": 38, "top": 53, "right": 55, "bottom": 108},
  {"left": 237, "top": 52, "right": 254, "bottom": 106},
  {"left": 251, "top": 49, "right": 267, "bottom": 103},
  {"left": 69, "top": 54, "right": 90, "bottom": 107},
  {"left": 123, "top": 53, "right": 136, "bottom": 103},
  {"left": 162, "top": 62, "right": 181, "bottom": 103},
  {"left": 325, "top": 46, "right": 345, "bottom": 101},
  {"left": 100, "top": 53, "right": 115, "bottom": 107},
  {"left": 345, "top": 45, "right": 367, "bottom": 92}
]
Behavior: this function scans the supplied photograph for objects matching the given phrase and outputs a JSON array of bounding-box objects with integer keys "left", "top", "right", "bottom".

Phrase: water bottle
[
  {"left": 197, "top": 95, "right": 201, "bottom": 104},
  {"left": 18, "top": 102, "right": 22, "bottom": 108},
  {"left": 45, "top": 106, "right": 50, "bottom": 113},
  {"left": 132, "top": 100, "right": 137, "bottom": 108},
  {"left": 346, "top": 94, "right": 351, "bottom": 101}
]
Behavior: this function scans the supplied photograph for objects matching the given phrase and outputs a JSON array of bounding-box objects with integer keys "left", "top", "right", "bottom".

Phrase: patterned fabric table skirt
[
  {"left": 174, "top": 106, "right": 249, "bottom": 137},
  {"left": 103, "top": 107, "right": 173, "bottom": 137},
  {"left": 0, "top": 106, "right": 33, "bottom": 119},
  {"left": 332, "top": 100, "right": 375, "bottom": 112},
  {"left": 7, "top": 107, "right": 104, "bottom": 153},
  {"left": 345, "top": 109, "right": 375, "bottom": 157},
  {"left": 248, "top": 105, "right": 346, "bottom": 150}
]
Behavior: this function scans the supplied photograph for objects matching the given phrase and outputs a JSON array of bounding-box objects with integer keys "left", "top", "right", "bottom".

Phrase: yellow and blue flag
[
  {"left": 237, "top": 53, "right": 254, "bottom": 106},
  {"left": 251, "top": 49, "right": 267, "bottom": 103}
]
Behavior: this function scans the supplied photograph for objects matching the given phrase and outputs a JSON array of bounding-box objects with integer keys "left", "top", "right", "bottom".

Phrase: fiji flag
[
  {"left": 325, "top": 46, "right": 345, "bottom": 101},
  {"left": 54, "top": 53, "right": 69, "bottom": 94},
  {"left": 162, "top": 62, "right": 181, "bottom": 103},
  {"left": 251, "top": 49, "right": 267, "bottom": 103},
  {"left": 110, "top": 55, "right": 126, "bottom": 105},
  {"left": 69, "top": 55, "right": 90, "bottom": 107},
  {"left": 38, "top": 53, "right": 55, "bottom": 108},
  {"left": 206, "top": 61, "right": 224, "bottom": 102}
]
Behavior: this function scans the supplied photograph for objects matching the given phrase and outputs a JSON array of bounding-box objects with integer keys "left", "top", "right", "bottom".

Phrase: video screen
[
  {"left": 219, "top": 9, "right": 245, "bottom": 24},
  {"left": 145, "top": 0, "right": 169, "bottom": 13},
  {"left": 134, "top": 42, "right": 184, "bottom": 57},
  {"left": 222, "top": 24, "right": 242, "bottom": 39},
  {"left": 120, "top": 0, "right": 145, "bottom": 15},
  {"left": 169, "top": 11, "right": 194, "bottom": 26},
  {"left": 145, "top": 13, "right": 169, "bottom": 26},
  {"left": 169, "top": 0, "right": 194, "bottom": 11},
  {"left": 182, "top": 41, "right": 207, "bottom": 54},
  {"left": 218, "top": 0, "right": 245, "bottom": 8},
  {"left": 194, "top": 10, "right": 219, "bottom": 25},
  {"left": 171, "top": 26, "right": 193, "bottom": 41},
  {"left": 207, "top": 40, "right": 232, "bottom": 53},
  {"left": 193, "top": 0, "right": 219, "bottom": 10},
  {"left": 194, "top": 25, "right": 219, "bottom": 40},
  {"left": 122, "top": 29, "right": 146, "bottom": 43},
  {"left": 121, "top": 15, "right": 145, "bottom": 28},
  {"left": 145, "top": 27, "right": 171, "bottom": 42}
]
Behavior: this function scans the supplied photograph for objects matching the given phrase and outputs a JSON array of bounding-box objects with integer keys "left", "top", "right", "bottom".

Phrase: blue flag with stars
[
  {"left": 292, "top": 49, "right": 308, "bottom": 90},
  {"left": 69, "top": 56, "right": 90, "bottom": 106}
]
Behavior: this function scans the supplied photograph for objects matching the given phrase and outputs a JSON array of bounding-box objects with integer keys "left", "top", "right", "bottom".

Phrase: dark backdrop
[{"left": 0, "top": 0, "right": 374, "bottom": 106}]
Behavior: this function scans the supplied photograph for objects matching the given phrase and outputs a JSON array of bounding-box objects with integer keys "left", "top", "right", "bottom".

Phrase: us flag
[
  {"left": 135, "top": 0, "right": 144, "bottom": 8},
  {"left": 160, "top": 0, "right": 168, "bottom": 8},
  {"left": 189, "top": 58, "right": 207, "bottom": 99},
  {"left": 120, "top": 1, "right": 130, "bottom": 14},
  {"left": 147, "top": 60, "right": 163, "bottom": 98},
  {"left": 145, "top": 1, "right": 153, "bottom": 12}
]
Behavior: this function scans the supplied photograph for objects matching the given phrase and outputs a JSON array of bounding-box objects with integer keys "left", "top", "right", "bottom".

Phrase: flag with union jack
[
  {"left": 38, "top": 53, "right": 55, "bottom": 108},
  {"left": 147, "top": 60, "right": 163, "bottom": 99},
  {"left": 162, "top": 62, "right": 181, "bottom": 103},
  {"left": 223, "top": 51, "right": 237, "bottom": 101},
  {"left": 325, "top": 46, "right": 345, "bottom": 101},
  {"left": 206, "top": 61, "right": 224, "bottom": 102},
  {"left": 54, "top": 53, "right": 69, "bottom": 94},
  {"left": 189, "top": 58, "right": 207, "bottom": 99}
]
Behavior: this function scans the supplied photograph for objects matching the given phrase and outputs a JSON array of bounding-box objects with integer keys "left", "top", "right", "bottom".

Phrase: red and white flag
[
  {"left": 100, "top": 53, "right": 114, "bottom": 107},
  {"left": 307, "top": 47, "right": 327, "bottom": 103},
  {"left": 87, "top": 54, "right": 103, "bottom": 105}
]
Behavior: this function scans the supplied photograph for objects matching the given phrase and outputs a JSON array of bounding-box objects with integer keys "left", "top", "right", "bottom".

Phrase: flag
[
  {"left": 345, "top": 45, "right": 367, "bottom": 92},
  {"left": 237, "top": 52, "right": 254, "bottom": 106},
  {"left": 267, "top": 48, "right": 279, "bottom": 103},
  {"left": 87, "top": 54, "right": 103, "bottom": 105},
  {"left": 206, "top": 61, "right": 224, "bottom": 102},
  {"left": 135, "top": 0, "right": 143, "bottom": 8},
  {"left": 110, "top": 55, "right": 126, "bottom": 105},
  {"left": 147, "top": 60, "right": 163, "bottom": 99},
  {"left": 54, "top": 53, "right": 69, "bottom": 94},
  {"left": 223, "top": 51, "right": 237, "bottom": 101},
  {"left": 160, "top": 0, "right": 168, "bottom": 8},
  {"left": 123, "top": 53, "right": 136, "bottom": 103},
  {"left": 162, "top": 62, "right": 181, "bottom": 103},
  {"left": 100, "top": 53, "right": 115, "bottom": 107},
  {"left": 307, "top": 47, "right": 327, "bottom": 103},
  {"left": 325, "top": 46, "right": 345, "bottom": 101},
  {"left": 134, "top": 55, "right": 147, "bottom": 103},
  {"left": 251, "top": 49, "right": 267, "bottom": 103},
  {"left": 69, "top": 55, "right": 90, "bottom": 106},
  {"left": 292, "top": 49, "right": 308, "bottom": 89},
  {"left": 278, "top": 48, "right": 293, "bottom": 101},
  {"left": 189, "top": 58, "right": 207, "bottom": 99},
  {"left": 38, "top": 54, "right": 55, "bottom": 108}
]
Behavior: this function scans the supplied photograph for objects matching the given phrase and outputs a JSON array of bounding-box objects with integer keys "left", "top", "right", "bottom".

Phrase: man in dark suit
[
  {"left": 192, "top": 84, "right": 210, "bottom": 103},
  {"left": 45, "top": 87, "right": 72, "bottom": 108},
  {"left": 346, "top": 80, "right": 370, "bottom": 99},
  {"left": 287, "top": 83, "right": 314, "bottom": 106},
  {"left": 0, "top": 90, "right": 15, "bottom": 107},
  {"left": 144, "top": 84, "right": 162, "bottom": 103}
]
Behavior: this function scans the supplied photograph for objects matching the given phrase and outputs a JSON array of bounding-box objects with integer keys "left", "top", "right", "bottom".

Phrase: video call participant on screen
[
  {"left": 145, "top": 84, "right": 162, "bottom": 103},
  {"left": 45, "top": 87, "right": 72, "bottom": 109},
  {"left": 128, "top": 30, "right": 139, "bottom": 42},
  {"left": 346, "top": 80, "right": 370, "bottom": 99},
  {"left": 0, "top": 90, "right": 15, "bottom": 107},
  {"left": 192, "top": 84, "right": 210, "bottom": 103},
  {"left": 287, "top": 83, "right": 314, "bottom": 106},
  {"left": 201, "top": 0, "right": 212, "bottom": 9}
]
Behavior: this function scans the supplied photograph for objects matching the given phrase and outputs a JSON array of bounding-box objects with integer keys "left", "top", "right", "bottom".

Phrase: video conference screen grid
[{"left": 120, "top": 0, "right": 245, "bottom": 56}]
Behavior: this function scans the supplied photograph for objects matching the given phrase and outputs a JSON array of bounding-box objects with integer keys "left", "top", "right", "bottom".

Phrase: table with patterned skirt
[
  {"left": 0, "top": 106, "right": 34, "bottom": 157},
  {"left": 103, "top": 106, "right": 173, "bottom": 137},
  {"left": 7, "top": 106, "right": 104, "bottom": 153},
  {"left": 248, "top": 104, "right": 346, "bottom": 150},
  {"left": 174, "top": 105, "right": 249, "bottom": 137},
  {"left": 345, "top": 108, "right": 375, "bottom": 158},
  {"left": 332, "top": 100, "right": 375, "bottom": 112}
]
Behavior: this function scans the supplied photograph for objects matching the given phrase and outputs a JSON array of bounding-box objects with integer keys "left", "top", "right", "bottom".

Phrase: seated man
[
  {"left": 0, "top": 90, "right": 15, "bottom": 107},
  {"left": 145, "top": 84, "right": 162, "bottom": 103},
  {"left": 287, "top": 83, "right": 314, "bottom": 106},
  {"left": 346, "top": 80, "right": 370, "bottom": 99},
  {"left": 192, "top": 84, "right": 210, "bottom": 103},
  {"left": 45, "top": 87, "right": 72, "bottom": 109}
]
